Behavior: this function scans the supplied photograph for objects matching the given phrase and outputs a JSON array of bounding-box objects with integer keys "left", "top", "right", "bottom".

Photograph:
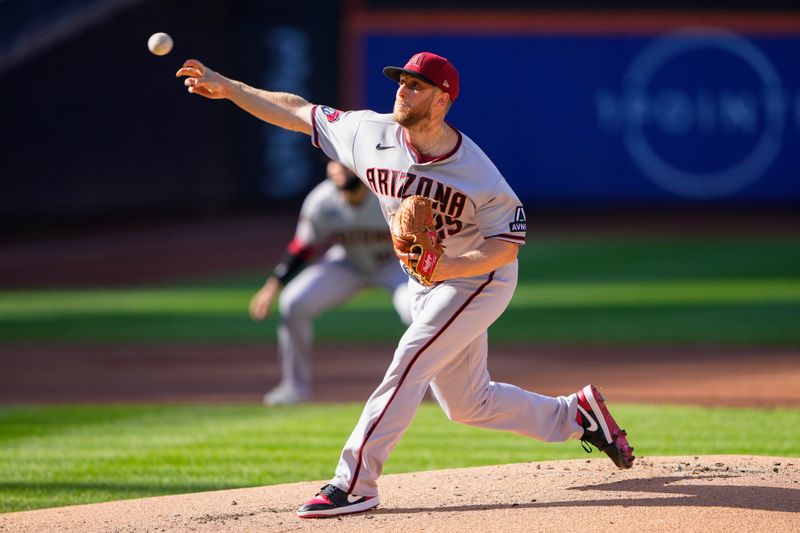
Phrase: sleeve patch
[
  {"left": 509, "top": 206, "right": 527, "bottom": 232},
  {"left": 321, "top": 105, "right": 342, "bottom": 123}
]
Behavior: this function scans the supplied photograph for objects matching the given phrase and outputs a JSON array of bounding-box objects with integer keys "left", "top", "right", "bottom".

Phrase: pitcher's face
[{"left": 393, "top": 74, "right": 438, "bottom": 128}]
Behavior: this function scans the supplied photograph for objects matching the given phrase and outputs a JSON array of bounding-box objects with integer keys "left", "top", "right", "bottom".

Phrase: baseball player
[
  {"left": 177, "top": 51, "right": 635, "bottom": 518},
  {"left": 249, "top": 160, "right": 412, "bottom": 405}
]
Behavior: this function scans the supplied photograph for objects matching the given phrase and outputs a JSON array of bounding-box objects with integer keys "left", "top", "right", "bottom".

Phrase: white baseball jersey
[
  {"left": 293, "top": 178, "right": 395, "bottom": 274},
  {"left": 309, "top": 105, "right": 582, "bottom": 498},
  {"left": 311, "top": 106, "right": 527, "bottom": 258}
]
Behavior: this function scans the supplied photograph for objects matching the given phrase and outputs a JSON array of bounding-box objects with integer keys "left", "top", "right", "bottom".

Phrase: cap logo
[
  {"left": 410, "top": 53, "right": 425, "bottom": 66},
  {"left": 442, "top": 80, "right": 450, "bottom": 88}
]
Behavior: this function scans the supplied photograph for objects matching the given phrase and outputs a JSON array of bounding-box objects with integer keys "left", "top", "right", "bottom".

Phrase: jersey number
[{"left": 434, "top": 213, "right": 463, "bottom": 240}]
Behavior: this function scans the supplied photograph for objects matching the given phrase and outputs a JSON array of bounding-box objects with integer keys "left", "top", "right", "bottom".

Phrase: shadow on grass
[
  {"left": 374, "top": 476, "right": 800, "bottom": 515},
  {"left": 0, "top": 481, "right": 250, "bottom": 512},
  {"left": 0, "top": 481, "right": 246, "bottom": 493}
]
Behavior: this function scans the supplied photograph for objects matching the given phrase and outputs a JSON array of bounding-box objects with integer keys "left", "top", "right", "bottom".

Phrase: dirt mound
[{"left": 2, "top": 456, "right": 797, "bottom": 532}]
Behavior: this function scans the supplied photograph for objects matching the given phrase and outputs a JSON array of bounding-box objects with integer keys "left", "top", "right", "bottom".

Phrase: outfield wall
[
  {"left": 353, "top": 10, "right": 800, "bottom": 208},
  {"left": 1, "top": 2, "right": 798, "bottom": 225}
]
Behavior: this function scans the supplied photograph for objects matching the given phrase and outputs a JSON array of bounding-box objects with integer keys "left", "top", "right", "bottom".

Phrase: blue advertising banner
[{"left": 356, "top": 14, "right": 800, "bottom": 207}]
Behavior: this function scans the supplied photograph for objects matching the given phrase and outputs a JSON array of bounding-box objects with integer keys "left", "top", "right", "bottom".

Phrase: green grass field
[
  {"left": 1, "top": 233, "right": 798, "bottom": 513},
  {"left": 1, "top": 236, "right": 799, "bottom": 344},
  {"left": 1, "top": 403, "right": 798, "bottom": 513}
]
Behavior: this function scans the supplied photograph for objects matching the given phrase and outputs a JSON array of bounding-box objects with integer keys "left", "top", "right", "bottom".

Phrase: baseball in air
[{"left": 147, "top": 32, "right": 173, "bottom": 56}]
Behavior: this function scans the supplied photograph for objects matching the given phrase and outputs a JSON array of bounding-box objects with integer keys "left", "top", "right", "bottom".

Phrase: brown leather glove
[{"left": 390, "top": 195, "right": 444, "bottom": 285}]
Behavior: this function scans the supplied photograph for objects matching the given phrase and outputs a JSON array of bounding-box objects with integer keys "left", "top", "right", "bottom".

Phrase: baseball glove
[{"left": 391, "top": 195, "right": 444, "bottom": 286}]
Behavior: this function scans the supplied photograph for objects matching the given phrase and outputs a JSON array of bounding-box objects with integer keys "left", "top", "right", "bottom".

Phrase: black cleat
[{"left": 297, "top": 484, "right": 379, "bottom": 518}]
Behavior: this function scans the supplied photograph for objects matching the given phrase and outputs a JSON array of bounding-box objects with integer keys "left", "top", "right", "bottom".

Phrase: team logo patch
[
  {"left": 509, "top": 206, "right": 527, "bottom": 232},
  {"left": 321, "top": 105, "right": 342, "bottom": 123}
]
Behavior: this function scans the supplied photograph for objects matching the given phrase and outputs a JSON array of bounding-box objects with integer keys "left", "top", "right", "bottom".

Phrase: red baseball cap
[{"left": 383, "top": 52, "right": 459, "bottom": 102}]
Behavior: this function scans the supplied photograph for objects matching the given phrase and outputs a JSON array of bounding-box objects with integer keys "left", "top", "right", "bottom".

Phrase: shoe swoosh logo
[
  {"left": 376, "top": 143, "right": 396, "bottom": 150},
  {"left": 346, "top": 494, "right": 363, "bottom": 504},
  {"left": 577, "top": 405, "right": 599, "bottom": 432}
]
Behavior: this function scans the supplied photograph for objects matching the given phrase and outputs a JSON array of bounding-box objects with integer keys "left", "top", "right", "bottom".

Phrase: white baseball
[{"left": 147, "top": 32, "right": 173, "bottom": 56}]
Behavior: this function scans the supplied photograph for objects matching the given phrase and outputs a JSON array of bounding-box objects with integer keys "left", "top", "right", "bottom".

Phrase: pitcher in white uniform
[
  {"left": 250, "top": 160, "right": 412, "bottom": 405},
  {"left": 177, "top": 50, "right": 635, "bottom": 519}
]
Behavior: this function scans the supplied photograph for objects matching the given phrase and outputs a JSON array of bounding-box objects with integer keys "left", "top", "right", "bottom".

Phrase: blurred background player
[{"left": 249, "top": 160, "right": 412, "bottom": 405}]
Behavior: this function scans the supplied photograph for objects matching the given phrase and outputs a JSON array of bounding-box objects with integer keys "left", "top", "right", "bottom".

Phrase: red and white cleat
[
  {"left": 576, "top": 384, "right": 635, "bottom": 469},
  {"left": 297, "top": 484, "right": 379, "bottom": 518}
]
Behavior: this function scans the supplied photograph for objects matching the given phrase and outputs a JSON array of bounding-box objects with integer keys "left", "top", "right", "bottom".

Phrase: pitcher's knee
[
  {"left": 441, "top": 393, "right": 491, "bottom": 424},
  {"left": 278, "top": 293, "right": 313, "bottom": 320}
]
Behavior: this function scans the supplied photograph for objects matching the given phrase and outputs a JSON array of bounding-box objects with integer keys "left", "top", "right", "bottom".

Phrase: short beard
[{"left": 393, "top": 100, "right": 432, "bottom": 128}]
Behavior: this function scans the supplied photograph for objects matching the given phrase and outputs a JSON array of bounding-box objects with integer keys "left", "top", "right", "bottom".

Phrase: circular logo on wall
[{"left": 623, "top": 28, "right": 785, "bottom": 199}]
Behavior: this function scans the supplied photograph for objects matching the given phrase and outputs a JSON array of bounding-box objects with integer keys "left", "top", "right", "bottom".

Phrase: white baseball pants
[{"left": 330, "top": 261, "right": 583, "bottom": 496}]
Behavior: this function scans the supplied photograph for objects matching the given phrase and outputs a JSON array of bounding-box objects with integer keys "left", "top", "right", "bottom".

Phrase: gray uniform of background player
[
  {"left": 312, "top": 107, "right": 583, "bottom": 497},
  {"left": 254, "top": 170, "right": 412, "bottom": 405}
]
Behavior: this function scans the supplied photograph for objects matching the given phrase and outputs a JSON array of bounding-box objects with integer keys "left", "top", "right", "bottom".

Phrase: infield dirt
[{"left": 1, "top": 455, "right": 797, "bottom": 532}]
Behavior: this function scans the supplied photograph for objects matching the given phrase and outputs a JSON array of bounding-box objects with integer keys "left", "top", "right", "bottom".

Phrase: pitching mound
[{"left": 2, "top": 455, "right": 797, "bottom": 532}]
